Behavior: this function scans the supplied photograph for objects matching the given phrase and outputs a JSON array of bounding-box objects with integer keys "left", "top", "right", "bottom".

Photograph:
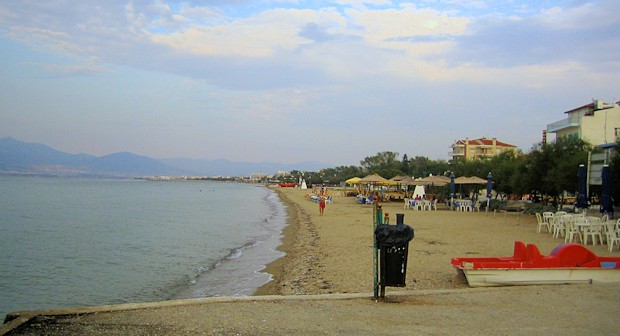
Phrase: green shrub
[{"left": 522, "top": 204, "right": 558, "bottom": 214}]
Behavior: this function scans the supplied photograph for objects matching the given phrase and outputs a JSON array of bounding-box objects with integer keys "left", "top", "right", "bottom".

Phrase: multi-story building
[
  {"left": 546, "top": 99, "right": 619, "bottom": 187},
  {"left": 546, "top": 99, "right": 620, "bottom": 146},
  {"left": 449, "top": 137, "right": 517, "bottom": 161}
]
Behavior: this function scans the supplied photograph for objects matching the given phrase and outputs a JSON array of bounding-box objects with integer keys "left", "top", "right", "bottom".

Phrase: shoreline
[
  {"left": 253, "top": 187, "right": 293, "bottom": 295},
  {"left": 254, "top": 187, "right": 319, "bottom": 295},
  {"left": 5, "top": 186, "right": 620, "bottom": 334},
  {"left": 252, "top": 187, "right": 295, "bottom": 296},
  {"left": 255, "top": 187, "right": 620, "bottom": 295}
]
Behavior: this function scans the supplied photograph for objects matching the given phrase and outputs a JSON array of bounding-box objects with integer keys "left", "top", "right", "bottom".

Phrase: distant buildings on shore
[
  {"left": 449, "top": 137, "right": 517, "bottom": 161},
  {"left": 450, "top": 98, "right": 619, "bottom": 163}
]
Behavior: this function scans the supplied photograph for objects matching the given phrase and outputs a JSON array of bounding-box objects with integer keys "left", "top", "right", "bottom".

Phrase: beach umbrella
[
  {"left": 576, "top": 164, "right": 588, "bottom": 210},
  {"left": 388, "top": 175, "right": 408, "bottom": 182},
  {"left": 418, "top": 174, "right": 450, "bottom": 187},
  {"left": 359, "top": 173, "right": 396, "bottom": 186},
  {"left": 359, "top": 173, "right": 388, "bottom": 184},
  {"left": 486, "top": 172, "right": 493, "bottom": 212},
  {"left": 346, "top": 177, "right": 361, "bottom": 185},
  {"left": 454, "top": 176, "right": 487, "bottom": 184},
  {"left": 358, "top": 173, "right": 388, "bottom": 195},
  {"left": 392, "top": 176, "right": 425, "bottom": 197},
  {"left": 401, "top": 176, "right": 428, "bottom": 186},
  {"left": 600, "top": 165, "right": 613, "bottom": 216}
]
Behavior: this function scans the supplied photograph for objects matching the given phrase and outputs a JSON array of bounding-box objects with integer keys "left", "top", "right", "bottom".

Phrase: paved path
[{"left": 3, "top": 284, "right": 619, "bottom": 335}]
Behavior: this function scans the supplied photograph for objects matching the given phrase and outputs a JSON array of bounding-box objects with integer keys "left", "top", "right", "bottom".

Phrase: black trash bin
[{"left": 374, "top": 214, "right": 414, "bottom": 287}]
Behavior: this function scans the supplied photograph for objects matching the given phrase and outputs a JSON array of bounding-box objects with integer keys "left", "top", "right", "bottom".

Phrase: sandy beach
[
  {"left": 258, "top": 187, "right": 620, "bottom": 295},
  {"left": 3, "top": 187, "right": 620, "bottom": 335}
]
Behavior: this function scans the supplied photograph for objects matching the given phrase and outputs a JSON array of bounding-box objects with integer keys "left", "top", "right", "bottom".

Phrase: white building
[
  {"left": 546, "top": 99, "right": 620, "bottom": 146},
  {"left": 546, "top": 99, "right": 619, "bottom": 187}
]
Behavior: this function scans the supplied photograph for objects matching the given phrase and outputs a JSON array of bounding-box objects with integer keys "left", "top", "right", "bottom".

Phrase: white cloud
[
  {"left": 449, "top": 0, "right": 620, "bottom": 69},
  {"left": 24, "top": 62, "right": 111, "bottom": 77},
  {"left": 334, "top": 0, "right": 392, "bottom": 8},
  {"left": 1, "top": 1, "right": 618, "bottom": 164}
]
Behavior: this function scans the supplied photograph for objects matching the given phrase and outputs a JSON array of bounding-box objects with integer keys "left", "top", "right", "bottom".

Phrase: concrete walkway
[{"left": 3, "top": 284, "right": 620, "bottom": 335}]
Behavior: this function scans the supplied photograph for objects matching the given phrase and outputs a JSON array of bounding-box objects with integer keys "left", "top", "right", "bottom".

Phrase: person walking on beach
[{"left": 319, "top": 196, "right": 326, "bottom": 216}]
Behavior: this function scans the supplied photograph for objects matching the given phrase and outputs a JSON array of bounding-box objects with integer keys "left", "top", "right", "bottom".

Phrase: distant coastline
[{"left": 0, "top": 137, "right": 328, "bottom": 177}]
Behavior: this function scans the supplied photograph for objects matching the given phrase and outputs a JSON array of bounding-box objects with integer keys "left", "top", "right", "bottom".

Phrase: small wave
[{"left": 225, "top": 248, "right": 243, "bottom": 260}]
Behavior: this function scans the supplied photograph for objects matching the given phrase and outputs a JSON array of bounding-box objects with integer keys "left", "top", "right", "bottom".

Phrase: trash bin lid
[{"left": 374, "top": 223, "right": 414, "bottom": 246}]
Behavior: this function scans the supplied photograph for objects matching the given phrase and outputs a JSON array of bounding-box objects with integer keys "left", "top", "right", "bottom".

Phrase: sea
[{"left": 0, "top": 177, "right": 287, "bottom": 319}]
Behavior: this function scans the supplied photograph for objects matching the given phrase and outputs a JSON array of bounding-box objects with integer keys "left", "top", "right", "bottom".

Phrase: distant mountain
[
  {"left": 0, "top": 137, "right": 329, "bottom": 177},
  {"left": 0, "top": 137, "right": 185, "bottom": 177},
  {"left": 159, "top": 158, "right": 329, "bottom": 176}
]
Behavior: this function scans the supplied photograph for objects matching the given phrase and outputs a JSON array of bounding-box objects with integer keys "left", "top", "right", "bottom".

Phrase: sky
[{"left": 1, "top": 0, "right": 619, "bottom": 167}]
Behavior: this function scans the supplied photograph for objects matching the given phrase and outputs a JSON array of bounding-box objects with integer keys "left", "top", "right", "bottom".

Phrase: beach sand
[
  {"left": 3, "top": 188, "right": 620, "bottom": 335},
  {"left": 257, "top": 187, "right": 619, "bottom": 295}
]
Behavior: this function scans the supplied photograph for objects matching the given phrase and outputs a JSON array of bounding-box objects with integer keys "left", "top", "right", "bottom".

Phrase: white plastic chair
[
  {"left": 550, "top": 216, "right": 560, "bottom": 238},
  {"left": 535, "top": 213, "right": 548, "bottom": 233},
  {"left": 553, "top": 214, "right": 572, "bottom": 239},
  {"left": 583, "top": 217, "right": 603, "bottom": 245},
  {"left": 608, "top": 229, "right": 620, "bottom": 252},
  {"left": 542, "top": 212, "right": 554, "bottom": 234},
  {"left": 431, "top": 199, "right": 438, "bottom": 211},
  {"left": 603, "top": 221, "right": 616, "bottom": 245},
  {"left": 565, "top": 216, "right": 582, "bottom": 243},
  {"left": 403, "top": 198, "right": 410, "bottom": 210}
]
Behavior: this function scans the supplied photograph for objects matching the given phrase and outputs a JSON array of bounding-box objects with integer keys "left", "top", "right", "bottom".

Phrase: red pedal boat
[
  {"left": 451, "top": 241, "right": 620, "bottom": 287},
  {"left": 278, "top": 183, "right": 297, "bottom": 187}
]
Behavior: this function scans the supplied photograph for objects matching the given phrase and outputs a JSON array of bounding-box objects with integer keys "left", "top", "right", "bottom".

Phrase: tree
[
  {"left": 522, "top": 137, "right": 592, "bottom": 203},
  {"left": 486, "top": 151, "right": 524, "bottom": 199},
  {"left": 319, "top": 165, "right": 364, "bottom": 184},
  {"left": 408, "top": 156, "right": 449, "bottom": 178},
  {"left": 360, "top": 151, "right": 402, "bottom": 178},
  {"left": 400, "top": 154, "right": 410, "bottom": 175},
  {"left": 449, "top": 158, "right": 484, "bottom": 178}
]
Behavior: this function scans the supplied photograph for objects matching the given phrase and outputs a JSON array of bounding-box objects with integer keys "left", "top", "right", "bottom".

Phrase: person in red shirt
[{"left": 319, "top": 196, "right": 326, "bottom": 215}]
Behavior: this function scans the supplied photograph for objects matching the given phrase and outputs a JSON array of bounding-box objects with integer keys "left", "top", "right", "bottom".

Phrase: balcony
[{"left": 547, "top": 116, "right": 580, "bottom": 133}]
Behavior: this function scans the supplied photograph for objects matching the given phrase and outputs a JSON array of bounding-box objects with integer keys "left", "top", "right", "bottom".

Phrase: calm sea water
[{"left": 0, "top": 177, "right": 286, "bottom": 318}]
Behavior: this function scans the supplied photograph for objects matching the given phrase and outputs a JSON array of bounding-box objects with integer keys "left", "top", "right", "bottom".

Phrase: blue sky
[{"left": 1, "top": 0, "right": 618, "bottom": 166}]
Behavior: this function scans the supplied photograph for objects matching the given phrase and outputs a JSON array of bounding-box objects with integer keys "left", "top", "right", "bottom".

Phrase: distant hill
[
  {"left": 158, "top": 158, "right": 329, "bottom": 177},
  {"left": 0, "top": 137, "right": 329, "bottom": 177},
  {"left": 0, "top": 137, "right": 188, "bottom": 177}
]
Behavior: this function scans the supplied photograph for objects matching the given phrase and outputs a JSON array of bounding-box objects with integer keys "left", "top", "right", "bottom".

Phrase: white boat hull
[{"left": 458, "top": 268, "right": 620, "bottom": 287}]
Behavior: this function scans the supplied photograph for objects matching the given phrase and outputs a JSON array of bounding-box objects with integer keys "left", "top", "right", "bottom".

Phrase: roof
[
  {"left": 563, "top": 101, "right": 620, "bottom": 114},
  {"left": 563, "top": 102, "right": 595, "bottom": 114},
  {"left": 453, "top": 137, "right": 516, "bottom": 148}
]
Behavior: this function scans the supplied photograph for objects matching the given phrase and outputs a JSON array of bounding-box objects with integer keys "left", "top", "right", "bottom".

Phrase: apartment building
[
  {"left": 546, "top": 99, "right": 619, "bottom": 186},
  {"left": 546, "top": 99, "right": 620, "bottom": 146},
  {"left": 450, "top": 137, "right": 517, "bottom": 161}
]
